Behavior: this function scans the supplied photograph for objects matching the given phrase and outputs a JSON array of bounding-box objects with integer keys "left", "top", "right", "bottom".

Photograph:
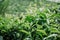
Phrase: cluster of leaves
[
  {"left": 0, "top": 8, "right": 60, "bottom": 40},
  {"left": 0, "top": 0, "right": 60, "bottom": 40}
]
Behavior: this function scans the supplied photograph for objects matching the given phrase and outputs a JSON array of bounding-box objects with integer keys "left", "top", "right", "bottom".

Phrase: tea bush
[
  {"left": 0, "top": 0, "right": 60, "bottom": 40},
  {"left": 0, "top": 9, "right": 60, "bottom": 40}
]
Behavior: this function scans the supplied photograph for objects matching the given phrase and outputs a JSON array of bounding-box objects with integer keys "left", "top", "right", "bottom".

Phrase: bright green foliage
[{"left": 0, "top": 0, "right": 60, "bottom": 40}]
